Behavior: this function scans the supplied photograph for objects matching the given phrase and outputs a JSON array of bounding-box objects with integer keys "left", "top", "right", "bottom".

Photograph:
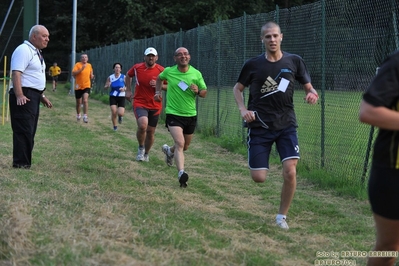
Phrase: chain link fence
[{"left": 2, "top": 0, "right": 398, "bottom": 187}]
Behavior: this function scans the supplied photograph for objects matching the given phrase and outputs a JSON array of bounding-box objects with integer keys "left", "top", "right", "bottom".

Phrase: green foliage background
[{"left": 0, "top": 0, "right": 318, "bottom": 71}]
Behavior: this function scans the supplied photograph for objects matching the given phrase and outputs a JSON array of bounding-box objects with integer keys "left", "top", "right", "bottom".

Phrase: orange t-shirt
[{"left": 73, "top": 62, "right": 93, "bottom": 90}]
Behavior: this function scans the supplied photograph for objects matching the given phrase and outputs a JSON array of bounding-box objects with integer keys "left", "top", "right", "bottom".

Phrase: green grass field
[
  {"left": 1, "top": 82, "right": 373, "bottom": 200},
  {"left": 190, "top": 87, "right": 372, "bottom": 199},
  {"left": 0, "top": 83, "right": 384, "bottom": 265}
]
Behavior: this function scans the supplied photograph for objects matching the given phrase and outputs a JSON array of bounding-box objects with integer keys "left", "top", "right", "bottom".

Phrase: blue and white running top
[{"left": 109, "top": 74, "right": 125, "bottom": 97}]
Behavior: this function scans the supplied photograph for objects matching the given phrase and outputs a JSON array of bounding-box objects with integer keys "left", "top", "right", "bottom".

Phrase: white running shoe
[
  {"left": 276, "top": 218, "right": 289, "bottom": 230},
  {"left": 162, "top": 144, "right": 174, "bottom": 166},
  {"left": 83, "top": 116, "right": 88, "bottom": 123},
  {"left": 77, "top": 114, "right": 81, "bottom": 121},
  {"left": 136, "top": 148, "right": 145, "bottom": 161},
  {"left": 143, "top": 154, "right": 149, "bottom": 162}
]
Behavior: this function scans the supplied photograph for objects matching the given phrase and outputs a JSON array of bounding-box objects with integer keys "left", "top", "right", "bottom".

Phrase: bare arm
[
  {"left": 303, "top": 83, "right": 319, "bottom": 104},
  {"left": 197, "top": 88, "right": 207, "bottom": 98},
  {"left": 161, "top": 81, "right": 167, "bottom": 91},
  {"left": 155, "top": 76, "right": 164, "bottom": 93},
  {"left": 125, "top": 74, "right": 132, "bottom": 92},
  {"left": 154, "top": 76, "right": 164, "bottom": 102},
  {"left": 189, "top": 84, "right": 207, "bottom": 98},
  {"left": 12, "top": 70, "right": 30, "bottom": 105},
  {"left": 104, "top": 77, "right": 110, "bottom": 89},
  {"left": 40, "top": 95, "right": 53, "bottom": 108},
  {"left": 233, "top": 82, "right": 246, "bottom": 111},
  {"left": 125, "top": 73, "right": 133, "bottom": 101},
  {"left": 359, "top": 100, "right": 399, "bottom": 130},
  {"left": 233, "top": 82, "right": 255, "bottom": 122},
  {"left": 71, "top": 63, "right": 85, "bottom": 77},
  {"left": 12, "top": 71, "right": 24, "bottom": 97}
]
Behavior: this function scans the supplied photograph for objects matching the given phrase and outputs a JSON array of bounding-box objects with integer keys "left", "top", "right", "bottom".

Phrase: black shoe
[
  {"left": 13, "top": 164, "right": 31, "bottom": 169},
  {"left": 178, "top": 172, "right": 189, "bottom": 188}
]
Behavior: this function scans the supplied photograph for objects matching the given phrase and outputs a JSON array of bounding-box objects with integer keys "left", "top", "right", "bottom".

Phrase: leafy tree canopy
[{"left": 0, "top": 0, "right": 318, "bottom": 68}]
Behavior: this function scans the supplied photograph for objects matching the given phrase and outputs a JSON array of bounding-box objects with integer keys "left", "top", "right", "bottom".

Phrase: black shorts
[
  {"left": 165, "top": 114, "right": 197, "bottom": 135},
  {"left": 368, "top": 165, "right": 399, "bottom": 220},
  {"left": 74, "top": 88, "right": 91, "bottom": 99},
  {"left": 52, "top": 75, "right": 59, "bottom": 82},
  {"left": 109, "top": 96, "right": 125, "bottom": 108}
]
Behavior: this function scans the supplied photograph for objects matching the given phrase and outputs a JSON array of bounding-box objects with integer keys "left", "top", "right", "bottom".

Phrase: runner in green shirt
[{"left": 155, "top": 47, "right": 207, "bottom": 188}]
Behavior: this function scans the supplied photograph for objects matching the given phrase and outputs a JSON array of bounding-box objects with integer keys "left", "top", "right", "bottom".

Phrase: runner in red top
[{"left": 126, "top": 47, "right": 167, "bottom": 162}]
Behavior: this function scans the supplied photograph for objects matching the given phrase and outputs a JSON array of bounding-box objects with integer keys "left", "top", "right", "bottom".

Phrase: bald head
[
  {"left": 174, "top": 47, "right": 189, "bottom": 56},
  {"left": 28, "top": 25, "right": 49, "bottom": 50},
  {"left": 29, "top": 25, "right": 47, "bottom": 38}
]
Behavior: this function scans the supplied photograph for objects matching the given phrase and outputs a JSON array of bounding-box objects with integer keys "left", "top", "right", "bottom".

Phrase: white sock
[
  {"left": 276, "top": 214, "right": 286, "bottom": 221},
  {"left": 178, "top": 170, "right": 184, "bottom": 177}
]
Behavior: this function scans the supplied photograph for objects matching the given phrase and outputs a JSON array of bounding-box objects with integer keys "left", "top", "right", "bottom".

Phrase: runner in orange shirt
[{"left": 72, "top": 53, "right": 94, "bottom": 123}]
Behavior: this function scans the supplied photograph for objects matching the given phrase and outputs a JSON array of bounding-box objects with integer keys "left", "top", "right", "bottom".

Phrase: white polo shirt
[{"left": 10, "top": 40, "right": 46, "bottom": 91}]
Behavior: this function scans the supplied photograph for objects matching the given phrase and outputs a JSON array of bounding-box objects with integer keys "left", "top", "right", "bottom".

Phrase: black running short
[
  {"left": 165, "top": 114, "right": 197, "bottom": 135},
  {"left": 368, "top": 165, "right": 399, "bottom": 220},
  {"left": 109, "top": 96, "right": 125, "bottom": 108},
  {"left": 74, "top": 88, "right": 91, "bottom": 99}
]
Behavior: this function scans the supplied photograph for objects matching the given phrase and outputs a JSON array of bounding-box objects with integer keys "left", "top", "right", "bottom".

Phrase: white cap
[{"left": 144, "top": 47, "right": 157, "bottom": 56}]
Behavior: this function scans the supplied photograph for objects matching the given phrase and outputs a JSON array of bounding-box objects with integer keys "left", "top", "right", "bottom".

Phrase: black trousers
[{"left": 9, "top": 88, "right": 42, "bottom": 167}]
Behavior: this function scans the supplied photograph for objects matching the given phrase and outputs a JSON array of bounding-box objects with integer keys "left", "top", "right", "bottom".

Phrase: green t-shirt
[{"left": 159, "top": 65, "right": 207, "bottom": 117}]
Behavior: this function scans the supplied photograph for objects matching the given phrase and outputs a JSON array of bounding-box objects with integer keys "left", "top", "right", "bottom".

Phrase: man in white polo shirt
[{"left": 9, "top": 25, "right": 53, "bottom": 169}]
